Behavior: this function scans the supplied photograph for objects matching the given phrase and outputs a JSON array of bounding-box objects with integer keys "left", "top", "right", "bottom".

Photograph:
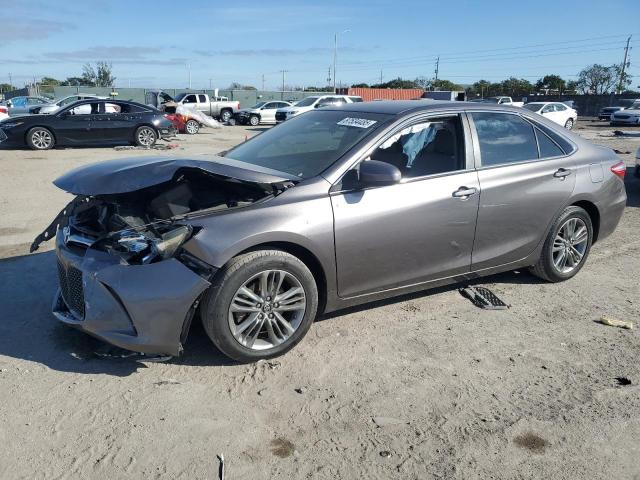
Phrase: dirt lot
[{"left": 0, "top": 119, "right": 639, "bottom": 479}]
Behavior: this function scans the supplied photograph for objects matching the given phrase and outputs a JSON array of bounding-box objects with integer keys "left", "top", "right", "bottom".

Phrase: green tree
[
  {"left": 466, "top": 80, "right": 500, "bottom": 98},
  {"left": 0, "top": 83, "right": 14, "bottom": 93},
  {"left": 371, "top": 77, "right": 418, "bottom": 89},
  {"left": 40, "top": 76, "right": 61, "bottom": 86},
  {"left": 500, "top": 77, "right": 534, "bottom": 97},
  {"left": 427, "top": 79, "right": 464, "bottom": 91},
  {"left": 350, "top": 83, "right": 369, "bottom": 88},
  {"left": 60, "top": 76, "right": 91, "bottom": 86},
  {"left": 81, "top": 62, "right": 115, "bottom": 87},
  {"left": 576, "top": 64, "right": 617, "bottom": 94},
  {"left": 535, "top": 74, "right": 566, "bottom": 94}
]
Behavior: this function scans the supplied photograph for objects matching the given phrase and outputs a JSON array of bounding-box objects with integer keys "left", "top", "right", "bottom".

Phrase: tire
[
  {"left": 200, "top": 250, "right": 319, "bottom": 363},
  {"left": 134, "top": 126, "right": 157, "bottom": 147},
  {"left": 26, "top": 127, "right": 55, "bottom": 150},
  {"left": 185, "top": 119, "right": 200, "bottom": 135},
  {"left": 220, "top": 109, "right": 232, "bottom": 123},
  {"left": 249, "top": 114, "right": 260, "bottom": 126},
  {"left": 530, "top": 206, "right": 593, "bottom": 283},
  {"left": 564, "top": 118, "right": 574, "bottom": 130}
]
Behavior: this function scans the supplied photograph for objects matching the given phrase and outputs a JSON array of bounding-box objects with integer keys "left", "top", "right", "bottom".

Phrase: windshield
[
  {"left": 523, "top": 104, "right": 542, "bottom": 112},
  {"left": 226, "top": 110, "right": 391, "bottom": 179},
  {"left": 58, "top": 96, "right": 79, "bottom": 106},
  {"left": 174, "top": 93, "right": 186, "bottom": 102},
  {"left": 251, "top": 102, "right": 267, "bottom": 109},
  {"left": 293, "top": 97, "right": 318, "bottom": 107}
]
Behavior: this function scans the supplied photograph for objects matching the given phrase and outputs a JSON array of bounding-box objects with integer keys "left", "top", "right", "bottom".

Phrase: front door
[
  {"left": 331, "top": 114, "right": 480, "bottom": 298},
  {"left": 56, "top": 103, "right": 95, "bottom": 143},
  {"left": 468, "top": 111, "right": 576, "bottom": 270}
]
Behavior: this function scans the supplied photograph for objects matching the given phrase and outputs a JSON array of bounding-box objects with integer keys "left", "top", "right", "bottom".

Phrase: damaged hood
[{"left": 54, "top": 155, "right": 299, "bottom": 195}]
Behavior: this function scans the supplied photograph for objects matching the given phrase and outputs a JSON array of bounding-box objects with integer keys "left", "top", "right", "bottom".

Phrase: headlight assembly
[{"left": 109, "top": 225, "right": 193, "bottom": 264}]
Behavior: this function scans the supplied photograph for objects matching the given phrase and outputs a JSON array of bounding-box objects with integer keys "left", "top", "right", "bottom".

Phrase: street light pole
[
  {"left": 333, "top": 29, "right": 350, "bottom": 93},
  {"left": 187, "top": 63, "right": 191, "bottom": 89}
]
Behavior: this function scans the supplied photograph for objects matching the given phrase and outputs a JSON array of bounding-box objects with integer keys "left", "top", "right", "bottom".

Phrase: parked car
[
  {"left": 470, "top": 96, "right": 524, "bottom": 107},
  {"left": 598, "top": 99, "right": 640, "bottom": 120},
  {"left": 31, "top": 94, "right": 105, "bottom": 114},
  {"left": 5, "top": 96, "right": 51, "bottom": 115},
  {"left": 235, "top": 101, "right": 292, "bottom": 126},
  {"left": 173, "top": 93, "right": 239, "bottom": 122},
  {"left": 522, "top": 102, "right": 578, "bottom": 129},
  {"left": 275, "top": 95, "right": 363, "bottom": 122},
  {"left": 562, "top": 100, "right": 578, "bottom": 115},
  {"left": 0, "top": 99, "right": 174, "bottom": 150},
  {"left": 34, "top": 101, "right": 626, "bottom": 362},
  {"left": 610, "top": 105, "right": 640, "bottom": 126}
]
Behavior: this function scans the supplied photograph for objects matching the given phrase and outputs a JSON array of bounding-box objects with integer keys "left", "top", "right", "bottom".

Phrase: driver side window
[{"left": 370, "top": 115, "right": 465, "bottom": 178}]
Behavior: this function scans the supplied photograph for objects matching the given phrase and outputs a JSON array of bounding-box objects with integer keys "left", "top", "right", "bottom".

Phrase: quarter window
[
  {"left": 471, "top": 112, "right": 539, "bottom": 166},
  {"left": 535, "top": 128, "right": 564, "bottom": 158}
]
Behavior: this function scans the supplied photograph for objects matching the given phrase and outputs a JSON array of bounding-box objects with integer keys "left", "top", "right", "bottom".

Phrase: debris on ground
[
  {"left": 513, "top": 432, "right": 549, "bottom": 453},
  {"left": 613, "top": 130, "right": 640, "bottom": 137},
  {"left": 294, "top": 387, "right": 306, "bottom": 394},
  {"left": 615, "top": 377, "right": 632, "bottom": 386},
  {"left": 598, "top": 315, "right": 634, "bottom": 330},
  {"left": 379, "top": 450, "right": 392, "bottom": 458},
  {"left": 217, "top": 453, "right": 225, "bottom": 480},
  {"left": 113, "top": 143, "right": 180, "bottom": 151},
  {"left": 372, "top": 416, "right": 404, "bottom": 427},
  {"left": 460, "top": 286, "right": 509, "bottom": 310},
  {"left": 613, "top": 148, "right": 632, "bottom": 154}
]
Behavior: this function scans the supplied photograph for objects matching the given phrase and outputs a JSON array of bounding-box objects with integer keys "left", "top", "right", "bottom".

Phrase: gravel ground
[{"left": 0, "top": 119, "right": 639, "bottom": 479}]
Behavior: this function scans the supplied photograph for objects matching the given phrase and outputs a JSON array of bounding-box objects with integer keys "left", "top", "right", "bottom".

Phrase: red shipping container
[{"left": 337, "top": 87, "right": 424, "bottom": 102}]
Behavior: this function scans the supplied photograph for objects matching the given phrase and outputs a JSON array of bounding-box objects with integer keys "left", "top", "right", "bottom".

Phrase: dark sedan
[
  {"left": 34, "top": 101, "right": 627, "bottom": 362},
  {"left": 0, "top": 99, "right": 175, "bottom": 150}
]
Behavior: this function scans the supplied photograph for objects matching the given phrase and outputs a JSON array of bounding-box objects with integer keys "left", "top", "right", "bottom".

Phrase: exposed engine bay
[{"left": 31, "top": 168, "right": 280, "bottom": 265}]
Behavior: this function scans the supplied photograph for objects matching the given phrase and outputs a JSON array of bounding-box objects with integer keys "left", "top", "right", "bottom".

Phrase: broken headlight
[{"left": 110, "top": 225, "right": 193, "bottom": 264}]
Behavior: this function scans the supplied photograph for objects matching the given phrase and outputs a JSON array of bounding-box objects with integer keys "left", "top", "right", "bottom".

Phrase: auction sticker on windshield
[{"left": 337, "top": 118, "right": 377, "bottom": 128}]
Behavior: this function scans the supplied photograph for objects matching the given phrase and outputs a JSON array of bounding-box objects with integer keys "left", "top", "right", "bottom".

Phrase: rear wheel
[
  {"left": 220, "top": 109, "right": 232, "bottom": 123},
  {"left": 530, "top": 206, "right": 593, "bottom": 282},
  {"left": 564, "top": 118, "right": 574, "bottom": 130},
  {"left": 200, "top": 250, "right": 318, "bottom": 363},
  {"left": 185, "top": 119, "right": 200, "bottom": 135},
  {"left": 134, "top": 126, "right": 157, "bottom": 147},
  {"left": 26, "top": 127, "right": 55, "bottom": 150},
  {"left": 249, "top": 114, "right": 260, "bottom": 126}
]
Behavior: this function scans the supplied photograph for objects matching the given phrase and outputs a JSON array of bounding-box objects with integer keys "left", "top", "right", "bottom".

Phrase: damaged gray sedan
[{"left": 34, "top": 102, "right": 626, "bottom": 362}]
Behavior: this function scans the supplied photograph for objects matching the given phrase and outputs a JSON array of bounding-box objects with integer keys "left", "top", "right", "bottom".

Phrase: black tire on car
[
  {"left": 185, "top": 119, "right": 200, "bottom": 135},
  {"left": 26, "top": 127, "right": 55, "bottom": 150},
  {"left": 200, "top": 250, "right": 319, "bottom": 363},
  {"left": 220, "top": 109, "right": 232, "bottom": 123},
  {"left": 134, "top": 126, "right": 157, "bottom": 147},
  {"left": 530, "top": 206, "right": 593, "bottom": 282},
  {"left": 249, "top": 114, "right": 260, "bottom": 126},
  {"left": 564, "top": 118, "right": 574, "bottom": 130}
]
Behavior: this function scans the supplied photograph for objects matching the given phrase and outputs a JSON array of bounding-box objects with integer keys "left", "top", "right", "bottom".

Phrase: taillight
[
  {"left": 0, "top": 106, "right": 7, "bottom": 114},
  {"left": 237, "top": 102, "right": 240, "bottom": 110},
  {"left": 610, "top": 161, "right": 626, "bottom": 179}
]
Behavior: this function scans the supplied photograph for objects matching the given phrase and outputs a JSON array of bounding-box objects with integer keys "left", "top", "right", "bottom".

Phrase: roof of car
[{"left": 322, "top": 99, "right": 524, "bottom": 115}]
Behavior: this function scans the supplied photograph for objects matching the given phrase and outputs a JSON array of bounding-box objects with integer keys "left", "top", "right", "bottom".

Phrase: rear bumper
[
  {"left": 596, "top": 182, "right": 627, "bottom": 242},
  {"left": 54, "top": 233, "right": 211, "bottom": 355}
]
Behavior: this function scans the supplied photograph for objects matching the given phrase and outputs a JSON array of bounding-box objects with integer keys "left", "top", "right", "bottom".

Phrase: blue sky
[{"left": 1, "top": 0, "right": 639, "bottom": 89}]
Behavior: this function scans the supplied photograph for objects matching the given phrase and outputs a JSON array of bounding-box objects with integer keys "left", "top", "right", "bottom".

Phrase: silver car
[
  {"left": 235, "top": 101, "right": 292, "bottom": 126},
  {"left": 35, "top": 101, "right": 627, "bottom": 362}
]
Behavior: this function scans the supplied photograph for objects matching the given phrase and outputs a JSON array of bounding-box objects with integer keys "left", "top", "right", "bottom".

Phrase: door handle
[
  {"left": 553, "top": 168, "right": 572, "bottom": 178},
  {"left": 452, "top": 186, "right": 478, "bottom": 199}
]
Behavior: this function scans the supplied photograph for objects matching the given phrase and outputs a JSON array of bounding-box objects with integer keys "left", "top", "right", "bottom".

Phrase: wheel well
[
  {"left": 24, "top": 126, "right": 56, "bottom": 143},
  {"left": 572, "top": 200, "right": 600, "bottom": 242},
  {"left": 238, "top": 242, "right": 327, "bottom": 314}
]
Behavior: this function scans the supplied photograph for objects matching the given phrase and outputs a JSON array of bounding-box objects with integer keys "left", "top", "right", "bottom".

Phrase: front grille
[
  {"left": 57, "top": 259, "right": 85, "bottom": 318},
  {"left": 275, "top": 111, "right": 286, "bottom": 121}
]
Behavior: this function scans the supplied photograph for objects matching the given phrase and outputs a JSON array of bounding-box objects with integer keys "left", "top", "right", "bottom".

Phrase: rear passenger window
[
  {"left": 471, "top": 112, "right": 538, "bottom": 166},
  {"left": 536, "top": 128, "right": 564, "bottom": 158},
  {"left": 198, "top": 94, "right": 207, "bottom": 103},
  {"left": 529, "top": 118, "right": 574, "bottom": 155}
]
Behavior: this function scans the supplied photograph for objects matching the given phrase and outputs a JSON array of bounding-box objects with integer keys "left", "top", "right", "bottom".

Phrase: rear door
[
  {"left": 331, "top": 113, "right": 480, "bottom": 297},
  {"left": 468, "top": 111, "right": 576, "bottom": 270}
]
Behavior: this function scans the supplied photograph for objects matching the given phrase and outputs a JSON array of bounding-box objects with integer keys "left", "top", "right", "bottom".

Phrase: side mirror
[{"left": 359, "top": 160, "right": 401, "bottom": 187}]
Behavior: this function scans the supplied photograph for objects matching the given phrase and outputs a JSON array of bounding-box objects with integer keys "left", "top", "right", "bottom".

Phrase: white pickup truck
[{"left": 173, "top": 93, "right": 239, "bottom": 122}]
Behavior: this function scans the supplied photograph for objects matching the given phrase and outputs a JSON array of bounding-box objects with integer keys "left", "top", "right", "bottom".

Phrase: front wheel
[
  {"left": 200, "top": 250, "right": 318, "bottom": 362},
  {"left": 220, "top": 110, "right": 232, "bottom": 123},
  {"left": 564, "top": 118, "right": 574, "bottom": 130},
  {"left": 185, "top": 119, "right": 200, "bottom": 135},
  {"left": 249, "top": 114, "right": 260, "bottom": 126},
  {"left": 530, "top": 206, "right": 593, "bottom": 282},
  {"left": 26, "top": 127, "right": 55, "bottom": 150},
  {"left": 134, "top": 126, "right": 157, "bottom": 147}
]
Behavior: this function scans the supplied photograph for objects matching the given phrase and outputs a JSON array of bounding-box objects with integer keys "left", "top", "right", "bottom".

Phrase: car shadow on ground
[{"left": 0, "top": 250, "right": 235, "bottom": 376}]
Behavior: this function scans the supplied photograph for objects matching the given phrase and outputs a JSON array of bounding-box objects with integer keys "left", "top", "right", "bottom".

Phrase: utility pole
[
  {"left": 280, "top": 70, "right": 287, "bottom": 92},
  {"left": 434, "top": 56, "right": 440, "bottom": 81},
  {"left": 327, "top": 66, "right": 332, "bottom": 87},
  {"left": 8, "top": 72, "right": 12, "bottom": 89},
  {"left": 186, "top": 63, "right": 192, "bottom": 89},
  {"left": 379, "top": 68, "right": 383, "bottom": 85},
  {"left": 209, "top": 78, "right": 213, "bottom": 90},
  {"left": 261, "top": 74, "right": 265, "bottom": 91},
  {"left": 618, "top": 35, "right": 632, "bottom": 94}
]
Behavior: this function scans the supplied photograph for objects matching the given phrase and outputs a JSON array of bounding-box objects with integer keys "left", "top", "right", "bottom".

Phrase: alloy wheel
[
  {"left": 552, "top": 217, "right": 589, "bottom": 274},
  {"left": 137, "top": 127, "right": 155, "bottom": 146},
  {"left": 32, "top": 130, "right": 52, "bottom": 149},
  {"left": 186, "top": 120, "right": 199, "bottom": 134},
  {"left": 228, "top": 270, "right": 306, "bottom": 350},
  {"left": 565, "top": 119, "right": 574, "bottom": 130}
]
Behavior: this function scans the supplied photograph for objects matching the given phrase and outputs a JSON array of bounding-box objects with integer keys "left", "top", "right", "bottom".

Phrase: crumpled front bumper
[{"left": 53, "top": 233, "right": 212, "bottom": 356}]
